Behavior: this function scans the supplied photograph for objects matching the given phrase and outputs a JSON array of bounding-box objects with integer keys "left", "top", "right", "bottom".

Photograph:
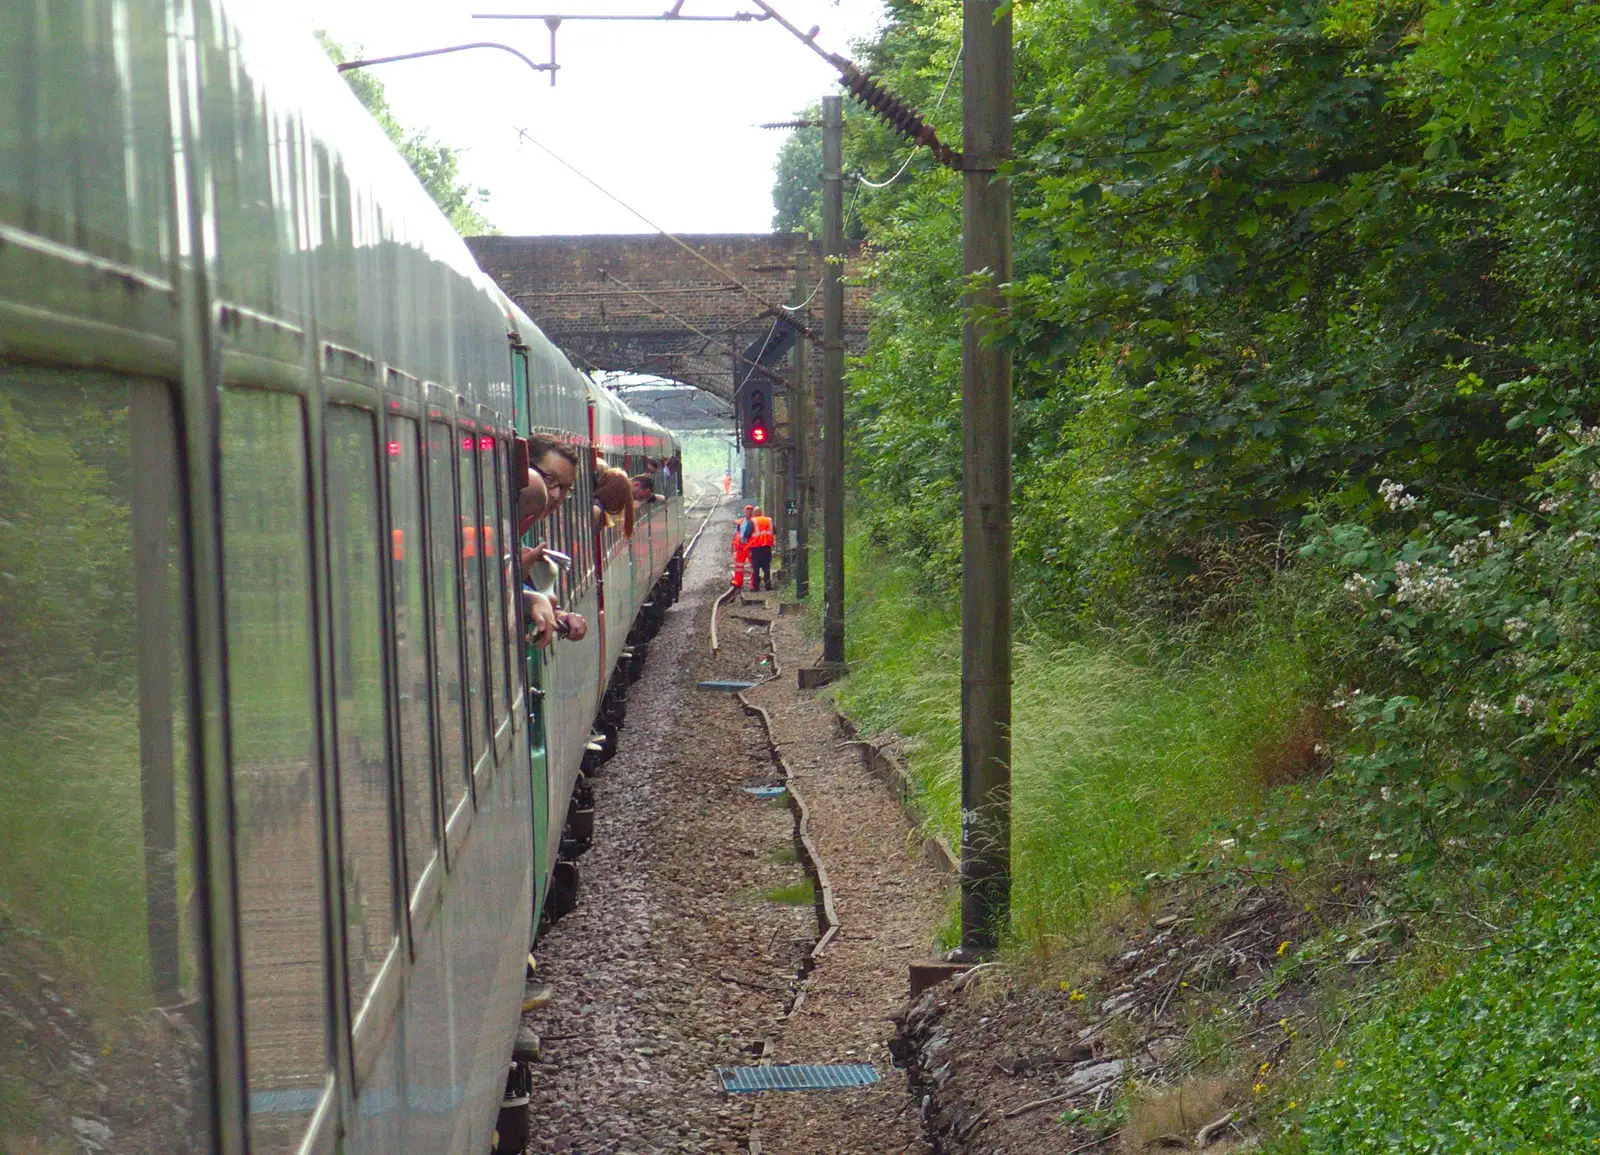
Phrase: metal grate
[{"left": 719, "top": 1064, "right": 880, "bottom": 1093}]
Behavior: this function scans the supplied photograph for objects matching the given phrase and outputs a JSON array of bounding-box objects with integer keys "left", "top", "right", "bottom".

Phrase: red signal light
[{"left": 751, "top": 426, "right": 768, "bottom": 444}]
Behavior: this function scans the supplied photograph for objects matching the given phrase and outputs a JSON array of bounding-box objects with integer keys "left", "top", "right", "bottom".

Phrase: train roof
[{"left": 169, "top": 0, "right": 593, "bottom": 418}]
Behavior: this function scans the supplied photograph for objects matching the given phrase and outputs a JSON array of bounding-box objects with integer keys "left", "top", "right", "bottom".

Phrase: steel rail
[{"left": 683, "top": 492, "right": 724, "bottom": 560}]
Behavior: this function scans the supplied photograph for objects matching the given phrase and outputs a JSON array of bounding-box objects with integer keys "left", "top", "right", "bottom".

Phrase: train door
[{"left": 511, "top": 343, "right": 549, "bottom": 916}]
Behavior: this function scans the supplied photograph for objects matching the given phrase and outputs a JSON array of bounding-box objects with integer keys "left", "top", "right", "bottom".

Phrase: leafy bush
[
  {"left": 1293, "top": 862, "right": 1600, "bottom": 1152},
  {"left": 1296, "top": 420, "right": 1600, "bottom": 859}
]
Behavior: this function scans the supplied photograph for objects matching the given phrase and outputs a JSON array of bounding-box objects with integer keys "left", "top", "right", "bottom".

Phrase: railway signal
[{"left": 739, "top": 381, "right": 772, "bottom": 448}]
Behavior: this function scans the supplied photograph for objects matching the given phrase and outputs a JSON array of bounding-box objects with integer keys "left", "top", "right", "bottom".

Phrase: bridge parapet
[{"left": 466, "top": 233, "right": 870, "bottom": 402}]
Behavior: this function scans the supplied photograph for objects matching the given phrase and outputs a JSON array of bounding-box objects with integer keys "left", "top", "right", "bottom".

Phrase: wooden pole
[
  {"left": 792, "top": 244, "right": 811, "bottom": 599},
  {"left": 958, "top": 0, "right": 1013, "bottom": 956},
  {"left": 820, "top": 93, "right": 846, "bottom": 666}
]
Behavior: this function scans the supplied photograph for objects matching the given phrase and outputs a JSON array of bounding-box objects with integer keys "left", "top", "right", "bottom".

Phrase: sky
[{"left": 286, "top": 0, "right": 887, "bottom": 236}]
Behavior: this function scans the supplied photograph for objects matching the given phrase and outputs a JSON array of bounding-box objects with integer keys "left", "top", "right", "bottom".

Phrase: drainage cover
[
  {"left": 697, "top": 680, "right": 757, "bottom": 691},
  {"left": 718, "top": 1064, "right": 879, "bottom": 1093},
  {"left": 742, "top": 785, "right": 788, "bottom": 798}
]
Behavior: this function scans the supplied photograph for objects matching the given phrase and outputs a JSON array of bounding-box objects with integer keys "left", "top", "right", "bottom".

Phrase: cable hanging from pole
[{"left": 510, "top": 127, "right": 824, "bottom": 345}]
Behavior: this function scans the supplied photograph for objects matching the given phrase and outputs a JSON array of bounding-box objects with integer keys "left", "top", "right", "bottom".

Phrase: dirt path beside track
[
  {"left": 743, "top": 614, "right": 947, "bottom": 1155},
  {"left": 520, "top": 521, "right": 947, "bottom": 1155}
]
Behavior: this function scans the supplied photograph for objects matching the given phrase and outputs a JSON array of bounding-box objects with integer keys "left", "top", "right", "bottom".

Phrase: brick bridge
[{"left": 466, "top": 234, "right": 871, "bottom": 403}]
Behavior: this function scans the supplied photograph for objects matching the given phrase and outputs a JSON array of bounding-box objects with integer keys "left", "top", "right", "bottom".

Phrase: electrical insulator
[{"left": 835, "top": 62, "right": 963, "bottom": 170}]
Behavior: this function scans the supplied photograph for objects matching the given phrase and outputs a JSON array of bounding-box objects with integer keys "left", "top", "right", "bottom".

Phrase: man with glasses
[{"left": 517, "top": 434, "right": 588, "bottom": 645}]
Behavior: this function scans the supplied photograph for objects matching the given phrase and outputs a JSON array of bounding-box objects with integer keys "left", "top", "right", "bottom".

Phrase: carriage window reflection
[
  {"left": 426, "top": 422, "right": 469, "bottom": 819},
  {"left": 457, "top": 436, "right": 487, "bottom": 765},
  {"left": 220, "top": 386, "right": 328, "bottom": 1154},
  {"left": 387, "top": 417, "right": 437, "bottom": 902},
  {"left": 480, "top": 436, "right": 508, "bottom": 732},
  {"left": 324, "top": 406, "right": 398, "bottom": 1020},
  {"left": 492, "top": 439, "right": 515, "bottom": 723},
  {"left": 0, "top": 364, "right": 211, "bottom": 1153}
]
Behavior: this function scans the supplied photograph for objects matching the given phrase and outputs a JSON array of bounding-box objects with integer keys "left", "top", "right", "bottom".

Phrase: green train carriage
[{"left": 0, "top": 0, "right": 685, "bottom": 1151}]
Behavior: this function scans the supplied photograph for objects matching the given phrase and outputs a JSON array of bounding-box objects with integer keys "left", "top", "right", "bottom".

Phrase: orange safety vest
[{"left": 750, "top": 515, "right": 774, "bottom": 549}]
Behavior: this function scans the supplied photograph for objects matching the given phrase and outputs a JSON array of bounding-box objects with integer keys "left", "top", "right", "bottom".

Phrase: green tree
[
  {"left": 771, "top": 101, "right": 889, "bottom": 240},
  {"left": 771, "top": 104, "right": 823, "bottom": 234},
  {"left": 317, "top": 33, "right": 497, "bottom": 237}
]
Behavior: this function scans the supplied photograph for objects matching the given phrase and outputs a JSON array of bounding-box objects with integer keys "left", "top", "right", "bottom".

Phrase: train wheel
[
  {"left": 494, "top": 1062, "right": 532, "bottom": 1154},
  {"left": 596, "top": 720, "right": 618, "bottom": 760},
  {"left": 493, "top": 1101, "right": 529, "bottom": 1153},
  {"left": 545, "top": 859, "right": 579, "bottom": 922}
]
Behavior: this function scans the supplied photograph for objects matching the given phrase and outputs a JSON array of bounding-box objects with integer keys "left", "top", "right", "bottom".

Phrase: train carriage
[{"left": 0, "top": 1, "right": 685, "bottom": 1152}]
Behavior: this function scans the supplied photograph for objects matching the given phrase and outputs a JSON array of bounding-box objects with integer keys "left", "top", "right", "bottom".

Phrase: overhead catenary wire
[
  {"left": 600, "top": 270, "right": 793, "bottom": 392},
  {"left": 512, "top": 127, "right": 821, "bottom": 343},
  {"left": 734, "top": 315, "right": 783, "bottom": 400}
]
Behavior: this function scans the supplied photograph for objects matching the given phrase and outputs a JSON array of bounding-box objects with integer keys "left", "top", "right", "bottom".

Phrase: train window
[
  {"left": 0, "top": 365, "right": 213, "bottom": 1153},
  {"left": 512, "top": 349, "right": 529, "bottom": 434},
  {"left": 578, "top": 456, "right": 595, "bottom": 588},
  {"left": 323, "top": 407, "right": 397, "bottom": 1017},
  {"left": 456, "top": 435, "right": 487, "bottom": 765},
  {"left": 386, "top": 417, "right": 437, "bottom": 902},
  {"left": 220, "top": 387, "right": 328, "bottom": 1154},
  {"left": 483, "top": 436, "right": 509, "bottom": 730},
  {"left": 425, "top": 422, "right": 469, "bottom": 818}
]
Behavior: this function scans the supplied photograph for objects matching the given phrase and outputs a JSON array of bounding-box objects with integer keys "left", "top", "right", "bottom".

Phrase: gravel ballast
[{"left": 518, "top": 513, "right": 949, "bottom": 1154}]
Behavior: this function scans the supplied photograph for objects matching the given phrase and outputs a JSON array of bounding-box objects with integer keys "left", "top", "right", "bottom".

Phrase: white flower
[
  {"left": 1392, "top": 560, "right": 1461, "bottom": 608},
  {"left": 1378, "top": 478, "right": 1418, "bottom": 511},
  {"left": 1514, "top": 694, "right": 1538, "bottom": 717},
  {"left": 1343, "top": 572, "right": 1377, "bottom": 599},
  {"left": 1503, "top": 617, "right": 1529, "bottom": 641},
  {"left": 1468, "top": 700, "right": 1493, "bottom": 729}
]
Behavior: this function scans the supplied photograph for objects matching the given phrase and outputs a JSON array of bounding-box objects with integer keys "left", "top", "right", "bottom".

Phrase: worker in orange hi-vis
[
  {"left": 731, "top": 521, "right": 751, "bottom": 589},
  {"left": 748, "top": 506, "right": 775, "bottom": 592}
]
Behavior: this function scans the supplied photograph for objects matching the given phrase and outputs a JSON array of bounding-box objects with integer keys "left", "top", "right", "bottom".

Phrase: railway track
[{"left": 683, "top": 489, "right": 725, "bottom": 560}]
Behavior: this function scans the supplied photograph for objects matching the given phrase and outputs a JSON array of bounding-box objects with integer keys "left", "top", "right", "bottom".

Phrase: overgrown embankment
[
  {"left": 821, "top": 539, "right": 1600, "bottom": 1148},
  {"left": 771, "top": 0, "right": 1600, "bottom": 1144}
]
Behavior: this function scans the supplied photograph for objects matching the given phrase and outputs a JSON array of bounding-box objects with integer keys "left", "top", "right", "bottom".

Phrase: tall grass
[{"left": 833, "top": 536, "right": 1318, "bottom": 950}]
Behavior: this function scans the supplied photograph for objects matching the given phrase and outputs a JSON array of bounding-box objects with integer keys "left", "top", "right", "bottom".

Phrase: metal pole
[
  {"left": 821, "top": 94, "right": 846, "bottom": 667},
  {"left": 958, "top": 0, "right": 1013, "bottom": 956},
  {"left": 767, "top": 407, "right": 779, "bottom": 532},
  {"left": 792, "top": 245, "right": 811, "bottom": 599}
]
